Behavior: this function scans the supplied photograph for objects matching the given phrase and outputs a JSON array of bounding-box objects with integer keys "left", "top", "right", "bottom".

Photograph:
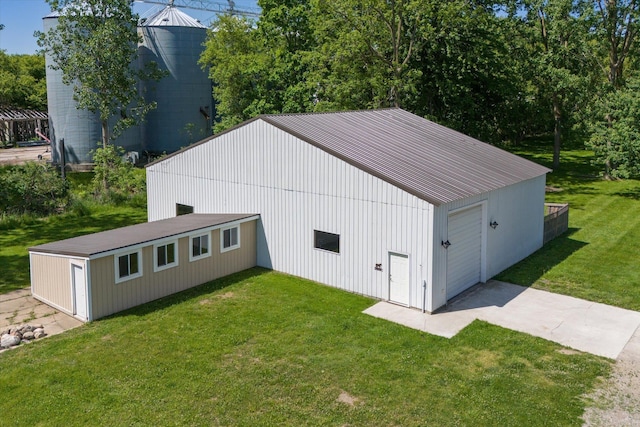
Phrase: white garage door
[{"left": 446, "top": 205, "right": 482, "bottom": 300}]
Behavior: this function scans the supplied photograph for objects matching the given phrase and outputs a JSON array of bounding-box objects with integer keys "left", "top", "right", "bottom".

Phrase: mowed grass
[
  {"left": 0, "top": 172, "right": 147, "bottom": 294},
  {"left": 497, "top": 142, "right": 640, "bottom": 311},
  {"left": 0, "top": 269, "right": 608, "bottom": 426}
]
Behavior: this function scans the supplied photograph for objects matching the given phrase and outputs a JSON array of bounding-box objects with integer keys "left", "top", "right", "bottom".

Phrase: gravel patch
[{"left": 583, "top": 326, "right": 640, "bottom": 426}]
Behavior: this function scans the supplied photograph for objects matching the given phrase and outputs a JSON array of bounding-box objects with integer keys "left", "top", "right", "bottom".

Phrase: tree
[
  {"left": 0, "top": 53, "right": 47, "bottom": 110},
  {"left": 91, "top": 144, "right": 146, "bottom": 201},
  {"left": 200, "top": 15, "right": 271, "bottom": 131},
  {"left": 410, "top": 1, "right": 531, "bottom": 143},
  {"left": 521, "top": 0, "right": 595, "bottom": 168},
  {"left": 309, "top": 0, "right": 424, "bottom": 110},
  {"left": 200, "top": 1, "right": 316, "bottom": 132},
  {"left": 587, "top": 75, "right": 640, "bottom": 178},
  {"left": 586, "top": 0, "right": 640, "bottom": 177},
  {"left": 37, "top": 0, "right": 162, "bottom": 149}
]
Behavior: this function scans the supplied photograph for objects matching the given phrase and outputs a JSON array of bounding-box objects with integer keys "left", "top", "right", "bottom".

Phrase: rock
[
  {"left": 22, "top": 331, "right": 35, "bottom": 340},
  {"left": 20, "top": 325, "right": 33, "bottom": 333},
  {"left": 32, "top": 324, "right": 43, "bottom": 330},
  {"left": 9, "top": 327, "right": 19, "bottom": 335},
  {"left": 34, "top": 331, "right": 46, "bottom": 339},
  {"left": 1, "top": 334, "right": 21, "bottom": 348}
]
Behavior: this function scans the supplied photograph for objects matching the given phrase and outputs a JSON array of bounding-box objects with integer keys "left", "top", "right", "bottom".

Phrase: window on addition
[
  {"left": 115, "top": 250, "right": 142, "bottom": 283},
  {"left": 190, "top": 233, "right": 210, "bottom": 261},
  {"left": 221, "top": 225, "right": 240, "bottom": 252}
]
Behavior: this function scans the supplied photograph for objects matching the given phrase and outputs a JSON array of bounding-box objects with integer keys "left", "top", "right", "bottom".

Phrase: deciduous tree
[{"left": 37, "top": 0, "right": 162, "bottom": 149}]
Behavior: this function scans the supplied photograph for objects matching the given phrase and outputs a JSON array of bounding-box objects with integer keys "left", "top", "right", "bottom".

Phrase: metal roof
[
  {"left": 0, "top": 108, "right": 48, "bottom": 121},
  {"left": 29, "top": 213, "right": 257, "bottom": 258},
  {"left": 260, "top": 109, "right": 550, "bottom": 206},
  {"left": 141, "top": 5, "right": 205, "bottom": 28}
]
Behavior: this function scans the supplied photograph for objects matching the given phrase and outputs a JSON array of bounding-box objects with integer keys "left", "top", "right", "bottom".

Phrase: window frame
[
  {"left": 114, "top": 249, "right": 143, "bottom": 284},
  {"left": 314, "top": 230, "right": 340, "bottom": 254},
  {"left": 220, "top": 225, "right": 241, "bottom": 253},
  {"left": 153, "top": 240, "right": 179, "bottom": 272},
  {"left": 189, "top": 232, "right": 211, "bottom": 262}
]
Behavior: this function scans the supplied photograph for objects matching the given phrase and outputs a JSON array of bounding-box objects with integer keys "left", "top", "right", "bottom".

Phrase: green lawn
[
  {"left": 0, "top": 269, "right": 608, "bottom": 426},
  {"left": 0, "top": 172, "right": 147, "bottom": 294},
  {"left": 496, "top": 142, "right": 640, "bottom": 311}
]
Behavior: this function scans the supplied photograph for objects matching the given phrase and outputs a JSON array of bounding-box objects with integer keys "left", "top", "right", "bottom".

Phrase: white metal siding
[
  {"left": 147, "top": 120, "right": 434, "bottom": 309},
  {"left": 431, "top": 175, "right": 546, "bottom": 311}
]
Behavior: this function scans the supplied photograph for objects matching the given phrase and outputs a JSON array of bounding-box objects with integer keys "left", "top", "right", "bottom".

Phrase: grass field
[
  {"left": 0, "top": 172, "right": 147, "bottom": 294},
  {"left": 496, "top": 142, "right": 640, "bottom": 311},
  {"left": 0, "top": 269, "right": 609, "bottom": 426}
]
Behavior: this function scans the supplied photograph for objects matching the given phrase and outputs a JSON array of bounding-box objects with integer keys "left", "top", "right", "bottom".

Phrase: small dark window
[
  {"left": 191, "top": 234, "right": 209, "bottom": 259},
  {"left": 117, "top": 251, "right": 140, "bottom": 281},
  {"left": 314, "top": 230, "right": 340, "bottom": 254},
  {"left": 156, "top": 242, "right": 176, "bottom": 268},
  {"left": 176, "top": 204, "right": 194, "bottom": 216},
  {"left": 222, "top": 226, "right": 240, "bottom": 251}
]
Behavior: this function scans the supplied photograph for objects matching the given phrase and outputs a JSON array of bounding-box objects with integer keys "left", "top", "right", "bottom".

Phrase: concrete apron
[
  {"left": 1, "top": 289, "right": 83, "bottom": 351},
  {"left": 364, "top": 280, "right": 640, "bottom": 360}
]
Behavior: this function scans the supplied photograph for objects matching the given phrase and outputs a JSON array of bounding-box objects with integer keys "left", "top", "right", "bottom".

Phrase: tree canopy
[
  {"left": 37, "top": 0, "right": 162, "bottom": 148},
  {"left": 0, "top": 52, "right": 47, "bottom": 110},
  {"left": 200, "top": 0, "right": 640, "bottom": 178}
]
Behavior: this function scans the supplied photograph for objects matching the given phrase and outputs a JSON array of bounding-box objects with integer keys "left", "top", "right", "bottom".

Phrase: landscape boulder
[{"left": 1, "top": 334, "right": 21, "bottom": 348}]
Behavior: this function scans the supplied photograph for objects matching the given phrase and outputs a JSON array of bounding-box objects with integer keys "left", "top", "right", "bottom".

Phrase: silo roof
[{"left": 142, "top": 6, "right": 205, "bottom": 28}]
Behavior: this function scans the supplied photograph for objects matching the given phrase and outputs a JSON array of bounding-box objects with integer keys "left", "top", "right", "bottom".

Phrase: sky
[{"left": 0, "top": 0, "right": 260, "bottom": 55}]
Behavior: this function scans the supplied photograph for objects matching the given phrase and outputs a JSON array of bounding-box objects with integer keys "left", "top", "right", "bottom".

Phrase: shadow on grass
[
  {"left": 102, "top": 267, "right": 271, "bottom": 321},
  {"left": 614, "top": 188, "right": 640, "bottom": 200},
  {"left": 505, "top": 138, "right": 601, "bottom": 188},
  {"left": 495, "top": 228, "right": 588, "bottom": 287}
]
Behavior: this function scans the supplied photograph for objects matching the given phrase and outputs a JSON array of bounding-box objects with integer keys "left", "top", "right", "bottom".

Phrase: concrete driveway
[{"left": 364, "top": 280, "right": 640, "bottom": 360}]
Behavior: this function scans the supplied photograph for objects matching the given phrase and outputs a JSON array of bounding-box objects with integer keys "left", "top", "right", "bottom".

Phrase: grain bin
[
  {"left": 139, "top": 5, "right": 213, "bottom": 155},
  {"left": 43, "top": 11, "right": 143, "bottom": 166},
  {"left": 43, "top": 11, "right": 103, "bottom": 165}
]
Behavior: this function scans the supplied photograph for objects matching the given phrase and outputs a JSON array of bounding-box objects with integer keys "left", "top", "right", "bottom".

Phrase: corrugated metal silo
[
  {"left": 139, "top": 5, "right": 213, "bottom": 155},
  {"left": 43, "top": 11, "right": 102, "bottom": 165},
  {"left": 43, "top": 11, "right": 142, "bottom": 166}
]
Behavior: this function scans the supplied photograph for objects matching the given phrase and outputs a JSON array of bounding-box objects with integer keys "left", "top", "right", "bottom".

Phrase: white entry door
[
  {"left": 72, "top": 263, "right": 87, "bottom": 320},
  {"left": 389, "top": 253, "right": 410, "bottom": 306},
  {"left": 446, "top": 205, "right": 483, "bottom": 300}
]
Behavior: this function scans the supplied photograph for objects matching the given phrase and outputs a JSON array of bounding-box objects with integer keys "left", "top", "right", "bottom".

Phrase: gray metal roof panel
[
  {"left": 29, "top": 213, "right": 256, "bottom": 258},
  {"left": 261, "top": 109, "right": 550, "bottom": 206},
  {"left": 141, "top": 6, "right": 205, "bottom": 28}
]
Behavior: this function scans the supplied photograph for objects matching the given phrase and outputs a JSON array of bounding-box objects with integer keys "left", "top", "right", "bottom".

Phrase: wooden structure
[
  {"left": 0, "top": 108, "right": 49, "bottom": 146},
  {"left": 543, "top": 203, "right": 569, "bottom": 244}
]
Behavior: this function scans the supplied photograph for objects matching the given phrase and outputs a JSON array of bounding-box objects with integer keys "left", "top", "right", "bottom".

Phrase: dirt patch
[
  {"left": 336, "top": 390, "right": 361, "bottom": 407},
  {"left": 545, "top": 186, "right": 563, "bottom": 193},
  {"left": 558, "top": 348, "right": 582, "bottom": 356},
  {"left": 217, "top": 292, "right": 235, "bottom": 299},
  {"left": 0, "top": 146, "right": 51, "bottom": 166}
]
